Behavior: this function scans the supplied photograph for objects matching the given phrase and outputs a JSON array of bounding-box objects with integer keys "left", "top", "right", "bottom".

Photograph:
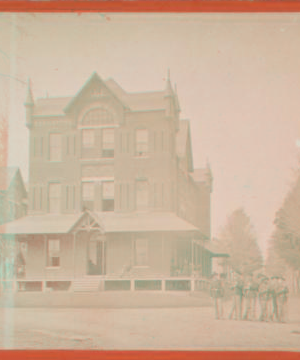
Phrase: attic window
[{"left": 82, "top": 108, "right": 113, "bottom": 126}]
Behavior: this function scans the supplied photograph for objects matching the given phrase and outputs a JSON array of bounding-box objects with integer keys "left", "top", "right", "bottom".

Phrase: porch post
[
  {"left": 161, "top": 234, "right": 164, "bottom": 274},
  {"left": 73, "top": 232, "right": 76, "bottom": 279},
  {"left": 191, "top": 238, "right": 194, "bottom": 276},
  {"left": 102, "top": 238, "right": 105, "bottom": 275},
  {"left": 43, "top": 235, "right": 47, "bottom": 293}
]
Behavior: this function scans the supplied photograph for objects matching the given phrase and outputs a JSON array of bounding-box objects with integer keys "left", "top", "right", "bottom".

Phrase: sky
[{"left": 0, "top": 13, "right": 300, "bottom": 257}]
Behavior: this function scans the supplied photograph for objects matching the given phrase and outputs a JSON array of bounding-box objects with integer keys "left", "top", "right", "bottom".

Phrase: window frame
[
  {"left": 82, "top": 129, "right": 95, "bottom": 149},
  {"left": 135, "top": 129, "right": 149, "bottom": 157},
  {"left": 49, "top": 133, "right": 62, "bottom": 162},
  {"left": 48, "top": 182, "right": 61, "bottom": 214},
  {"left": 102, "top": 128, "right": 115, "bottom": 158},
  {"left": 47, "top": 239, "right": 60, "bottom": 268},
  {"left": 136, "top": 180, "right": 149, "bottom": 210}
]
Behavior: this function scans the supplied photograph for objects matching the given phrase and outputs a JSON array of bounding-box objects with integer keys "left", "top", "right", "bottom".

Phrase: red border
[
  {"left": 1, "top": 1, "right": 300, "bottom": 360},
  {"left": 1, "top": 0, "right": 300, "bottom": 13},
  {"left": 0, "top": 351, "right": 299, "bottom": 360}
]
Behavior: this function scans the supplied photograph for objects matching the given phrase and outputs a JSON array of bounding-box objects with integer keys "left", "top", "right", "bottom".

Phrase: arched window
[{"left": 82, "top": 108, "right": 114, "bottom": 126}]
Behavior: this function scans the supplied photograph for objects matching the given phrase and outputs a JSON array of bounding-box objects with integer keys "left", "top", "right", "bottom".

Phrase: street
[{"left": 0, "top": 295, "right": 299, "bottom": 350}]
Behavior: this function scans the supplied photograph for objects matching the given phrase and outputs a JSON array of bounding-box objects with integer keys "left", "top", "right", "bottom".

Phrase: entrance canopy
[{"left": 0, "top": 211, "right": 199, "bottom": 235}]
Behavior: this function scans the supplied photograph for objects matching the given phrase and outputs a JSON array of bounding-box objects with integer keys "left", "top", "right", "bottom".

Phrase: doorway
[{"left": 87, "top": 239, "right": 106, "bottom": 275}]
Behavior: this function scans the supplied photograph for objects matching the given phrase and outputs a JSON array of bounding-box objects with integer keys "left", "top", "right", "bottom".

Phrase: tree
[
  {"left": 219, "top": 208, "right": 263, "bottom": 275},
  {"left": 272, "top": 170, "right": 300, "bottom": 273}
]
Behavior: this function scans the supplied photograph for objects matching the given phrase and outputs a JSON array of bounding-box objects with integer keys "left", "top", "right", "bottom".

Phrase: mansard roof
[{"left": 33, "top": 73, "right": 168, "bottom": 117}]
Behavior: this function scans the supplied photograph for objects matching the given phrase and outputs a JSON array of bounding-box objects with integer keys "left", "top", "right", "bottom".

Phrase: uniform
[
  {"left": 210, "top": 277, "right": 224, "bottom": 320},
  {"left": 277, "top": 280, "right": 289, "bottom": 323},
  {"left": 229, "top": 278, "right": 244, "bottom": 320},
  {"left": 243, "top": 278, "right": 259, "bottom": 320},
  {"left": 258, "top": 279, "right": 269, "bottom": 321},
  {"left": 268, "top": 279, "right": 278, "bottom": 321}
]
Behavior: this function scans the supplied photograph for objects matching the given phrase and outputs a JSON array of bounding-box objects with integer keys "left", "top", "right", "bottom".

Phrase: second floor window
[
  {"left": 82, "top": 182, "right": 94, "bottom": 211},
  {"left": 135, "top": 129, "right": 148, "bottom": 157},
  {"left": 136, "top": 180, "right": 148, "bottom": 210},
  {"left": 102, "top": 181, "right": 114, "bottom": 211},
  {"left": 102, "top": 128, "right": 115, "bottom": 158},
  {"left": 82, "top": 129, "right": 95, "bottom": 148},
  {"left": 48, "top": 183, "right": 61, "bottom": 214},
  {"left": 49, "top": 133, "right": 62, "bottom": 162}
]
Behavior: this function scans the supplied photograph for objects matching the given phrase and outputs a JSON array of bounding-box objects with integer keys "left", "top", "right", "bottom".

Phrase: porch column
[
  {"left": 73, "top": 232, "right": 76, "bottom": 279},
  {"left": 191, "top": 238, "right": 194, "bottom": 276},
  {"left": 161, "top": 234, "right": 164, "bottom": 274},
  {"left": 43, "top": 235, "right": 47, "bottom": 293}
]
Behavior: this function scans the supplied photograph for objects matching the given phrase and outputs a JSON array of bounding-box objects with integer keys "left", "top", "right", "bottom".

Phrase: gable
[{"left": 64, "top": 72, "right": 129, "bottom": 115}]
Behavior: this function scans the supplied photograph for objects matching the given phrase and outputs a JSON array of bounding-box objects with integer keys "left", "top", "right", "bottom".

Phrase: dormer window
[{"left": 135, "top": 129, "right": 148, "bottom": 157}]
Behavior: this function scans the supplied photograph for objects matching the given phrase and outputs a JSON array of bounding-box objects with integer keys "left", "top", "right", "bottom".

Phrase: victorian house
[{"left": 0, "top": 72, "right": 220, "bottom": 292}]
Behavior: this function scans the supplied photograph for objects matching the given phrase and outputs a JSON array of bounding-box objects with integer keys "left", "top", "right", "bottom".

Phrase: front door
[{"left": 87, "top": 240, "right": 106, "bottom": 275}]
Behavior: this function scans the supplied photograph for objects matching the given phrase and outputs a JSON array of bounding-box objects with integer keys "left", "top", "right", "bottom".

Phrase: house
[
  {"left": 0, "top": 72, "right": 222, "bottom": 293},
  {"left": 0, "top": 167, "right": 27, "bottom": 225},
  {"left": 0, "top": 167, "right": 27, "bottom": 290}
]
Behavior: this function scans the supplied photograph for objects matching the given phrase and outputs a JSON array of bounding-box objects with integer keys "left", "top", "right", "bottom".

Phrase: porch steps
[{"left": 72, "top": 276, "right": 102, "bottom": 292}]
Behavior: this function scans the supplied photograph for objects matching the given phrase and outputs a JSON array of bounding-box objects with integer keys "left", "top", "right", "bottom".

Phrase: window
[
  {"left": 49, "top": 133, "right": 62, "bottom": 162},
  {"left": 48, "top": 183, "right": 61, "bottom": 213},
  {"left": 134, "top": 238, "right": 148, "bottom": 266},
  {"left": 83, "top": 108, "right": 113, "bottom": 126},
  {"left": 47, "top": 239, "right": 60, "bottom": 267},
  {"left": 82, "top": 182, "right": 94, "bottom": 210},
  {"left": 82, "top": 129, "right": 95, "bottom": 148},
  {"left": 135, "top": 129, "right": 148, "bottom": 156},
  {"left": 136, "top": 180, "right": 148, "bottom": 210},
  {"left": 102, "top": 128, "right": 115, "bottom": 158},
  {"left": 102, "top": 181, "right": 114, "bottom": 211}
]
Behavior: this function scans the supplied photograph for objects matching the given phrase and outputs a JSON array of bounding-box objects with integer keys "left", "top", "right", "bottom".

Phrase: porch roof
[
  {"left": 94, "top": 211, "right": 199, "bottom": 233},
  {"left": 203, "top": 241, "right": 229, "bottom": 257},
  {"left": 0, "top": 213, "right": 83, "bottom": 235},
  {"left": 0, "top": 211, "right": 199, "bottom": 235}
]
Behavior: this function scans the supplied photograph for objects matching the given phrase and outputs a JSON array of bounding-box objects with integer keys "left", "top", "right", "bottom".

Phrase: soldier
[
  {"left": 269, "top": 276, "right": 279, "bottom": 322},
  {"left": 277, "top": 276, "right": 289, "bottom": 323},
  {"left": 251, "top": 274, "right": 260, "bottom": 320},
  {"left": 210, "top": 273, "right": 224, "bottom": 320},
  {"left": 229, "top": 272, "right": 244, "bottom": 320},
  {"left": 258, "top": 277, "right": 269, "bottom": 321},
  {"left": 243, "top": 273, "right": 259, "bottom": 320}
]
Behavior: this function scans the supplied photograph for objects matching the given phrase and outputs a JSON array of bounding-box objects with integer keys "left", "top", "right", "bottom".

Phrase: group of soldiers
[{"left": 210, "top": 272, "right": 289, "bottom": 322}]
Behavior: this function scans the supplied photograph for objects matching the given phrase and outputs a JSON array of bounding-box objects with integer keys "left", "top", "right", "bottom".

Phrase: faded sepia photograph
[{"left": 0, "top": 12, "right": 299, "bottom": 350}]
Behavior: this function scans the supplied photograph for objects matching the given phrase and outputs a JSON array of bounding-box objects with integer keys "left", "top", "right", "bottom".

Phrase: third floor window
[
  {"left": 82, "top": 129, "right": 95, "bottom": 148},
  {"left": 102, "top": 128, "right": 115, "bottom": 158},
  {"left": 135, "top": 129, "right": 148, "bottom": 157},
  {"left": 49, "top": 133, "right": 62, "bottom": 162}
]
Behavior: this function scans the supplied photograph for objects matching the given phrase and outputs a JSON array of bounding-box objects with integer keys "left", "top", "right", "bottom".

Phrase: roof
[
  {"left": 32, "top": 75, "right": 168, "bottom": 117},
  {"left": 34, "top": 97, "right": 72, "bottom": 117},
  {"left": 0, "top": 167, "right": 19, "bottom": 191},
  {"left": 94, "top": 211, "right": 199, "bottom": 233},
  {"left": 204, "top": 240, "right": 229, "bottom": 257},
  {"left": 0, "top": 213, "right": 83, "bottom": 235},
  {"left": 0, "top": 211, "right": 199, "bottom": 235}
]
